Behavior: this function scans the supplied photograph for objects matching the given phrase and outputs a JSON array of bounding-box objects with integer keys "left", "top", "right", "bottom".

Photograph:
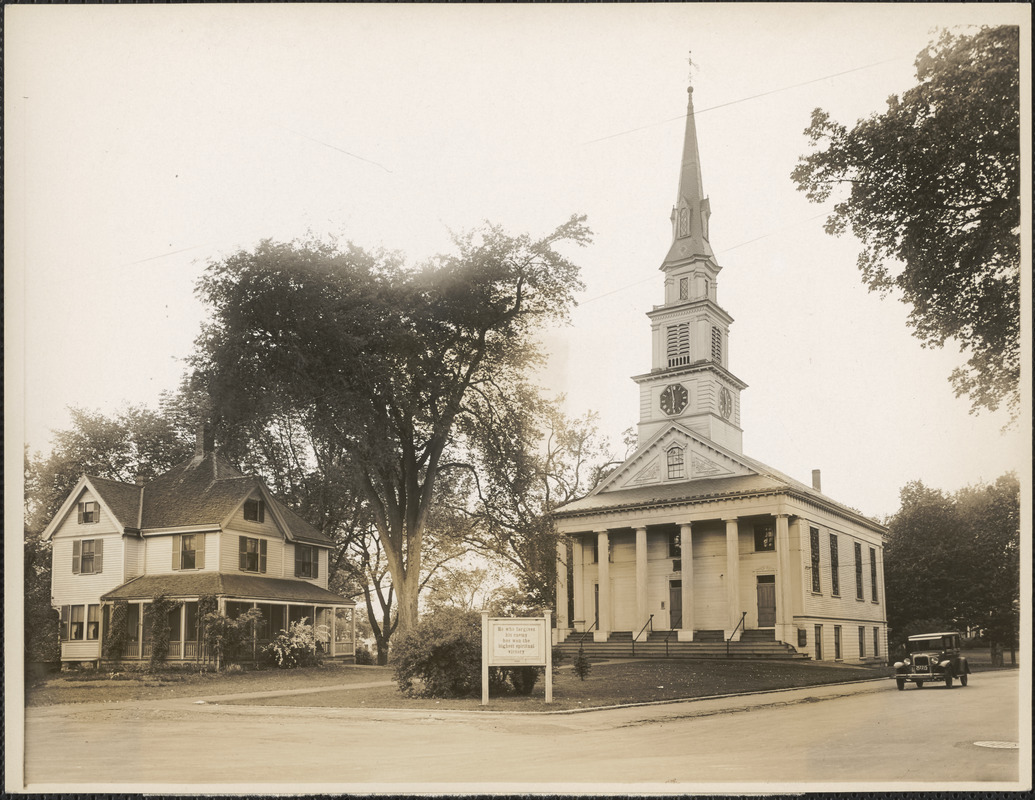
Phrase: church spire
[{"left": 661, "top": 69, "right": 714, "bottom": 267}]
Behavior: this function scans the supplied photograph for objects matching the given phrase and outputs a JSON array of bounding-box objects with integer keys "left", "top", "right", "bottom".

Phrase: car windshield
[{"left": 910, "top": 638, "right": 945, "bottom": 652}]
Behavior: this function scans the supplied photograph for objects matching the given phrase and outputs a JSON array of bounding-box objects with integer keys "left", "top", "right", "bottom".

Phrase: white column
[
  {"left": 634, "top": 527, "right": 648, "bottom": 640},
  {"left": 775, "top": 514, "right": 793, "bottom": 645},
  {"left": 678, "top": 522, "right": 695, "bottom": 641},
  {"left": 725, "top": 517, "right": 742, "bottom": 640},
  {"left": 594, "top": 530, "right": 610, "bottom": 642},
  {"left": 572, "top": 537, "right": 585, "bottom": 630},
  {"left": 555, "top": 537, "right": 569, "bottom": 640}
]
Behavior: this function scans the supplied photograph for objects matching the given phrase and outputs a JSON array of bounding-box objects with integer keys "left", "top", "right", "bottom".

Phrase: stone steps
[{"left": 556, "top": 631, "right": 808, "bottom": 661}]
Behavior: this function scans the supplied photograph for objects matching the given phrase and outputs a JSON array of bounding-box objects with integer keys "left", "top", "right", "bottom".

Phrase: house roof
[
  {"left": 101, "top": 572, "right": 353, "bottom": 606},
  {"left": 82, "top": 450, "right": 333, "bottom": 546}
]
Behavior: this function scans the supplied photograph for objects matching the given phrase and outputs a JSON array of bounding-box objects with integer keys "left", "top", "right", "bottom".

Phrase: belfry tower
[{"left": 633, "top": 81, "right": 747, "bottom": 453}]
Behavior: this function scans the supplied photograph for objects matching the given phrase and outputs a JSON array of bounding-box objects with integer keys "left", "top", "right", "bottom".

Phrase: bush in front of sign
[{"left": 393, "top": 608, "right": 487, "bottom": 698}]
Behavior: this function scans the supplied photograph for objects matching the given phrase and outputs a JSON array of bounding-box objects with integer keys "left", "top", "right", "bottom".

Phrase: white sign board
[
  {"left": 481, "top": 611, "right": 552, "bottom": 704},
  {"left": 488, "top": 618, "right": 546, "bottom": 665}
]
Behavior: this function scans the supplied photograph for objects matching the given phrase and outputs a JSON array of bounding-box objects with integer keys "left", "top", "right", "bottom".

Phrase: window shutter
[
  {"left": 60, "top": 605, "right": 70, "bottom": 641},
  {"left": 95, "top": 539, "right": 104, "bottom": 573},
  {"left": 295, "top": 544, "right": 302, "bottom": 577},
  {"left": 77, "top": 502, "right": 84, "bottom": 524},
  {"left": 72, "top": 540, "right": 81, "bottom": 574},
  {"left": 172, "top": 534, "right": 181, "bottom": 570},
  {"left": 239, "top": 536, "right": 247, "bottom": 570},
  {"left": 259, "top": 539, "right": 267, "bottom": 573},
  {"left": 196, "top": 534, "right": 206, "bottom": 570},
  {"left": 313, "top": 548, "right": 319, "bottom": 579}
]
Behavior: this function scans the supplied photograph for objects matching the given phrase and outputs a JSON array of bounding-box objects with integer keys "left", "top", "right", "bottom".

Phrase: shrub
[
  {"left": 354, "top": 644, "right": 375, "bottom": 665},
  {"left": 203, "top": 608, "right": 263, "bottom": 669},
  {"left": 508, "top": 666, "right": 540, "bottom": 695},
  {"left": 392, "top": 608, "right": 482, "bottom": 698},
  {"left": 263, "top": 618, "right": 325, "bottom": 669},
  {"left": 572, "top": 644, "right": 591, "bottom": 681}
]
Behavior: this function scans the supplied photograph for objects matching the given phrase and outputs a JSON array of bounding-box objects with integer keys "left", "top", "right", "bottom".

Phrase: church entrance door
[
  {"left": 669, "top": 580, "right": 682, "bottom": 629},
  {"left": 756, "top": 575, "right": 776, "bottom": 627}
]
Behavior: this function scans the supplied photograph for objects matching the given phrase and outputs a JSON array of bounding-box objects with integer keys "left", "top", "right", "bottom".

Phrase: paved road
[{"left": 22, "top": 670, "right": 1024, "bottom": 791}]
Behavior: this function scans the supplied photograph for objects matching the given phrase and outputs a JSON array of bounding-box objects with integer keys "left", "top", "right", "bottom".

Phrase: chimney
[
  {"left": 196, "top": 422, "right": 215, "bottom": 457},
  {"left": 811, "top": 469, "right": 822, "bottom": 492}
]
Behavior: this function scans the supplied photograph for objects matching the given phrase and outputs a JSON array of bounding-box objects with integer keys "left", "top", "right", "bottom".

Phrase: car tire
[
  {"left": 896, "top": 678, "right": 906, "bottom": 691},
  {"left": 961, "top": 674, "right": 968, "bottom": 687},
  {"left": 916, "top": 681, "right": 924, "bottom": 688},
  {"left": 944, "top": 673, "right": 953, "bottom": 688}
]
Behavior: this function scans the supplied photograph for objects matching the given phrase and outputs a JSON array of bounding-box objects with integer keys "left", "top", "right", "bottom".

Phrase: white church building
[{"left": 553, "top": 79, "right": 888, "bottom": 664}]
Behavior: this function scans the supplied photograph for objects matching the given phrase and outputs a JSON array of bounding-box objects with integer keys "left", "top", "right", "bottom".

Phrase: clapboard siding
[
  {"left": 221, "top": 527, "right": 285, "bottom": 577},
  {"left": 61, "top": 640, "right": 102, "bottom": 661},
  {"left": 51, "top": 488, "right": 126, "bottom": 606},
  {"left": 283, "top": 541, "right": 331, "bottom": 589},
  {"left": 144, "top": 532, "right": 217, "bottom": 574},
  {"left": 124, "top": 537, "right": 145, "bottom": 579},
  {"left": 798, "top": 518, "right": 884, "bottom": 624}
]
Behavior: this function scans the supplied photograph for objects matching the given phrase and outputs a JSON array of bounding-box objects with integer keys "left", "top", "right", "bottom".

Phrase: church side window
[
  {"left": 711, "top": 326, "right": 722, "bottom": 363},
  {"left": 829, "top": 533, "right": 840, "bottom": 596},
  {"left": 666, "top": 323, "right": 691, "bottom": 367},
  {"left": 869, "top": 547, "right": 879, "bottom": 602},
  {"left": 666, "top": 446, "right": 685, "bottom": 479},
  {"left": 854, "top": 541, "right": 864, "bottom": 600},
  {"left": 754, "top": 524, "right": 774, "bottom": 552},
  {"left": 809, "top": 527, "right": 821, "bottom": 592}
]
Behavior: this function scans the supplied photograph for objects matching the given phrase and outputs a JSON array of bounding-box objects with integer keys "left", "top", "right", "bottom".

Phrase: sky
[{"left": 5, "top": 2, "right": 1031, "bottom": 522}]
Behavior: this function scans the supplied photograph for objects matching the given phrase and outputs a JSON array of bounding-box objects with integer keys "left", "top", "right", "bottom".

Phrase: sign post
[{"left": 481, "top": 610, "right": 553, "bottom": 705}]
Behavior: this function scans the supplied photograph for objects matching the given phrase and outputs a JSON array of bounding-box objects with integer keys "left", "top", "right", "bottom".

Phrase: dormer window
[
  {"left": 667, "top": 446, "right": 685, "bottom": 479},
  {"left": 77, "top": 501, "right": 99, "bottom": 524},
  {"left": 243, "top": 499, "right": 265, "bottom": 523},
  {"left": 678, "top": 206, "right": 690, "bottom": 238}
]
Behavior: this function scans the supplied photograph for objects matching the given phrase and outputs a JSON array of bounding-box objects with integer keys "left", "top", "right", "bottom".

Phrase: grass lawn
[
  {"left": 221, "top": 659, "right": 892, "bottom": 712},
  {"left": 25, "top": 662, "right": 391, "bottom": 707}
]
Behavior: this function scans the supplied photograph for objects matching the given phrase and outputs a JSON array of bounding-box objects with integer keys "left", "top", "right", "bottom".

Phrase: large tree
[
  {"left": 192, "top": 217, "right": 589, "bottom": 633},
  {"left": 883, "top": 473, "right": 1020, "bottom": 648},
  {"left": 791, "top": 26, "right": 1020, "bottom": 417}
]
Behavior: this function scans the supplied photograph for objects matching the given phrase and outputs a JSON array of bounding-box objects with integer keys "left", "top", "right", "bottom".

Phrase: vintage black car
[{"left": 893, "top": 631, "right": 971, "bottom": 690}]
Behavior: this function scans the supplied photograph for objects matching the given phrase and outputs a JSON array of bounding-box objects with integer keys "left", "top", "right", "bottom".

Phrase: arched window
[{"left": 667, "top": 446, "right": 685, "bottom": 480}]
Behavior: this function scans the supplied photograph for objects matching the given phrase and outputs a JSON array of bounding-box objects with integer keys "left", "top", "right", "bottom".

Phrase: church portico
[
  {"left": 552, "top": 71, "right": 887, "bottom": 664},
  {"left": 555, "top": 509, "right": 797, "bottom": 645}
]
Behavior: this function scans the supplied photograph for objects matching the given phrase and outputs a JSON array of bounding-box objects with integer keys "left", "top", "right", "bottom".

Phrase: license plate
[{"left": 916, "top": 664, "right": 929, "bottom": 672}]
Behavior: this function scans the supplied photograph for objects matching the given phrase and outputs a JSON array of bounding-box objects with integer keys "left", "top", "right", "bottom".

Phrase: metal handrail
[
  {"left": 631, "top": 615, "right": 654, "bottom": 656},
  {"left": 726, "top": 611, "right": 747, "bottom": 657},
  {"left": 577, "top": 619, "right": 599, "bottom": 646},
  {"left": 663, "top": 614, "right": 682, "bottom": 657}
]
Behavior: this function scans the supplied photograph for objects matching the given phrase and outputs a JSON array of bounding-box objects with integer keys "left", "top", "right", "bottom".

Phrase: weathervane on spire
[{"left": 687, "top": 50, "right": 695, "bottom": 89}]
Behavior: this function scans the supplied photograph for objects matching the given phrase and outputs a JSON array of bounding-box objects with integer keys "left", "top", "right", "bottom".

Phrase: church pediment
[{"left": 601, "top": 423, "right": 755, "bottom": 493}]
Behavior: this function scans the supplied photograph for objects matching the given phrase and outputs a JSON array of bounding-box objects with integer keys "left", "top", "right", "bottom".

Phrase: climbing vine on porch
[
  {"left": 102, "top": 600, "right": 129, "bottom": 662},
  {"left": 145, "top": 594, "right": 181, "bottom": 670}
]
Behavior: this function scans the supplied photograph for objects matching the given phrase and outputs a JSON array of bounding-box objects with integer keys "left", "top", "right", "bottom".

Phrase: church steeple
[
  {"left": 662, "top": 83, "right": 714, "bottom": 267},
  {"left": 632, "top": 70, "right": 747, "bottom": 454}
]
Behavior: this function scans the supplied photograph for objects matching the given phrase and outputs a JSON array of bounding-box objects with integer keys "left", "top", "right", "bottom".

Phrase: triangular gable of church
[{"left": 598, "top": 422, "right": 754, "bottom": 494}]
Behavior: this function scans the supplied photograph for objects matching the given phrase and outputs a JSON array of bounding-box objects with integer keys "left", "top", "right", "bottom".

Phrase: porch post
[
  {"left": 678, "top": 522, "right": 694, "bottom": 641},
  {"left": 555, "top": 537, "right": 569, "bottom": 639},
  {"left": 634, "top": 527, "right": 648, "bottom": 640},
  {"left": 572, "top": 536, "right": 585, "bottom": 630},
  {"left": 594, "top": 530, "right": 610, "bottom": 642},
  {"left": 724, "top": 517, "right": 742, "bottom": 640},
  {"left": 330, "top": 609, "right": 337, "bottom": 658},
  {"left": 774, "top": 514, "right": 793, "bottom": 645}
]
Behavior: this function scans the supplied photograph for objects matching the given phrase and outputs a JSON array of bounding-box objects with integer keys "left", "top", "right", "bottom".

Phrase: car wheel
[
  {"left": 961, "top": 674, "right": 968, "bottom": 687},
  {"left": 944, "top": 673, "right": 953, "bottom": 688},
  {"left": 916, "top": 681, "right": 924, "bottom": 688},
  {"left": 896, "top": 678, "right": 906, "bottom": 691}
]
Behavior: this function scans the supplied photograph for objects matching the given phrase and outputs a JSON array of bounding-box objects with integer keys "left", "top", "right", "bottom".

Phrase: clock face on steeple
[{"left": 660, "top": 384, "right": 689, "bottom": 416}]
